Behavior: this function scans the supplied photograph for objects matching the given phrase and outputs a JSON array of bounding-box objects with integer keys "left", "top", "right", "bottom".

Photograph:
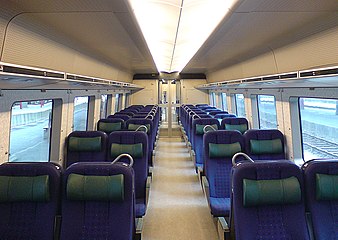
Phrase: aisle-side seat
[
  {"left": 232, "top": 160, "right": 310, "bottom": 240},
  {"left": 243, "top": 129, "right": 285, "bottom": 160},
  {"left": 108, "top": 114, "right": 131, "bottom": 121},
  {"left": 107, "top": 131, "right": 149, "bottom": 217},
  {"left": 0, "top": 162, "right": 61, "bottom": 240},
  {"left": 221, "top": 117, "right": 248, "bottom": 134},
  {"left": 202, "top": 130, "right": 244, "bottom": 217},
  {"left": 302, "top": 159, "right": 338, "bottom": 240},
  {"left": 60, "top": 162, "right": 135, "bottom": 240},
  {"left": 65, "top": 131, "right": 108, "bottom": 168},
  {"left": 209, "top": 110, "right": 228, "bottom": 116},
  {"left": 97, "top": 118, "right": 124, "bottom": 134}
]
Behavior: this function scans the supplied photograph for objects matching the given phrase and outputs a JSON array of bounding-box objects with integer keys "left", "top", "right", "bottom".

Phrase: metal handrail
[
  {"left": 232, "top": 152, "right": 254, "bottom": 166},
  {"left": 135, "top": 125, "right": 148, "bottom": 132},
  {"left": 111, "top": 153, "right": 134, "bottom": 167},
  {"left": 203, "top": 124, "right": 217, "bottom": 134}
]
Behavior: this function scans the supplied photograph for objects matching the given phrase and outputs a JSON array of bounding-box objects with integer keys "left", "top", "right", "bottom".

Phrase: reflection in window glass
[
  {"left": 73, "top": 96, "right": 89, "bottom": 131},
  {"left": 100, "top": 95, "right": 108, "bottom": 119},
  {"left": 9, "top": 100, "right": 53, "bottom": 162},
  {"left": 235, "top": 94, "right": 246, "bottom": 117},
  {"left": 221, "top": 93, "right": 227, "bottom": 111},
  {"left": 299, "top": 97, "right": 338, "bottom": 160},
  {"left": 258, "top": 95, "right": 277, "bottom": 129}
]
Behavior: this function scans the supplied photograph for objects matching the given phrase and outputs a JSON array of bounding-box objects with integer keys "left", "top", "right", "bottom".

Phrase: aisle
[{"left": 142, "top": 133, "right": 218, "bottom": 240}]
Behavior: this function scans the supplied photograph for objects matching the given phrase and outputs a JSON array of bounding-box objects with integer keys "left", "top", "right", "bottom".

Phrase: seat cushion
[
  {"left": 209, "top": 197, "right": 230, "bottom": 217},
  {"left": 136, "top": 198, "right": 146, "bottom": 217}
]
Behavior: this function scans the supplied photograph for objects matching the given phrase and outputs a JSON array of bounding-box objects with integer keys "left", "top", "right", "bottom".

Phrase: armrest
[
  {"left": 217, "top": 217, "right": 230, "bottom": 240},
  {"left": 146, "top": 176, "right": 151, "bottom": 206}
]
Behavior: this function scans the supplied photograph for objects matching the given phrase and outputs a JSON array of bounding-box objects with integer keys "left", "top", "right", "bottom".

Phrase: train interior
[{"left": 0, "top": 0, "right": 337, "bottom": 239}]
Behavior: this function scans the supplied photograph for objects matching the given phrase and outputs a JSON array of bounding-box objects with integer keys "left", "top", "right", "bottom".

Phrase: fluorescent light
[{"left": 128, "top": 0, "right": 238, "bottom": 73}]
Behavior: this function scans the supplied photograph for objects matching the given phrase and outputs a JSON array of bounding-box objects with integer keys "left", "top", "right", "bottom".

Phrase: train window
[
  {"left": 100, "top": 94, "right": 108, "bottom": 119},
  {"left": 299, "top": 97, "right": 338, "bottom": 160},
  {"left": 221, "top": 93, "right": 227, "bottom": 111},
  {"left": 9, "top": 100, "right": 53, "bottom": 162},
  {"left": 73, "top": 96, "right": 89, "bottom": 131},
  {"left": 235, "top": 94, "right": 246, "bottom": 117},
  {"left": 210, "top": 92, "right": 216, "bottom": 106},
  {"left": 257, "top": 95, "right": 278, "bottom": 129},
  {"left": 115, "top": 94, "right": 120, "bottom": 112}
]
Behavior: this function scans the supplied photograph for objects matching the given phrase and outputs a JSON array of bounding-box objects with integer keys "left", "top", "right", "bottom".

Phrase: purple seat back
[
  {"left": 0, "top": 162, "right": 61, "bottom": 239},
  {"left": 209, "top": 110, "right": 228, "bottom": 116},
  {"left": 302, "top": 159, "right": 338, "bottom": 240},
  {"left": 232, "top": 161, "right": 310, "bottom": 240},
  {"left": 107, "top": 131, "right": 148, "bottom": 217},
  {"left": 66, "top": 131, "right": 108, "bottom": 168},
  {"left": 97, "top": 118, "right": 124, "bottom": 134},
  {"left": 243, "top": 129, "right": 285, "bottom": 160},
  {"left": 60, "top": 162, "right": 135, "bottom": 240},
  {"left": 214, "top": 113, "right": 236, "bottom": 119},
  {"left": 108, "top": 114, "right": 131, "bottom": 121},
  {"left": 221, "top": 117, "right": 248, "bottom": 134}
]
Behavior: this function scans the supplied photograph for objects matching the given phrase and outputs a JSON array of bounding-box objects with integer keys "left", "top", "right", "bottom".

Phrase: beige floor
[{"left": 142, "top": 131, "right": 219, "bottom": 240}]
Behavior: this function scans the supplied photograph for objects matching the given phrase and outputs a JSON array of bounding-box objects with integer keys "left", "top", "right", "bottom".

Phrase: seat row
[
  {"left": 0, "top": 160, "right": 138, "bottom": 240},
  {"left": 216, "top": 159, "right": 338, "bottom": 240}
]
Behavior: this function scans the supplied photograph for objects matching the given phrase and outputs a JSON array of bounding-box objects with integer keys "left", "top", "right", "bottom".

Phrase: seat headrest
[
  {"left": 250, "top": 138, "right": 283, "bottom": 154},
  {"left": 316, "top": 173, "right": 338, "bottom": 201},
  {"left": 110, "top": 143, "right": 143, "bottom": 159},
  {"left": 209, "top": 142, "right": 241, "bottom": 158},
  {"left": 98, "top": 122, "right": 122, "bottom": 133},
  {"left": 224, "top": 124, "right": 247, "bottom": 134},
  {"left": 243, "top": 176, "right": 301, "bottom": 207},
  {"left": 0, "top": 175, "right": 50, "bottom": 202},
  {"left": 68, "top": 136, "right": 102, "bottom": 152},
  {"left": 67, "top": 173, "right": 124, "bottom": 201},
  {"left": 196, "top": 124, "right": 218, "bottom": 135}
]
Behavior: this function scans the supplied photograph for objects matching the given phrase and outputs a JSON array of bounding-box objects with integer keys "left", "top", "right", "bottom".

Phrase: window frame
[{"left": 257, "top": 94, "right": 278, "bottom": 129}]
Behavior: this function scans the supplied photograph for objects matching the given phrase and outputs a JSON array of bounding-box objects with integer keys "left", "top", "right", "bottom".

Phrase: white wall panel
[
  {"left": 181, "top": 79, "right": 208, "bottom": 104},
  {"left": 131, "top": 80, "right": 158, "bottom": 105}
]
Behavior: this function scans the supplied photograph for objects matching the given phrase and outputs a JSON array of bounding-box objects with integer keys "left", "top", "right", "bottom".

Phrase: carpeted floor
[{"left": 142, "top": 133, "right": 218, "bottom": 240}]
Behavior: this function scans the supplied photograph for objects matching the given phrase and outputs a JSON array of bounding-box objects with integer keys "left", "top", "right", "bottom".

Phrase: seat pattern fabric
[
  {"left": 108, "top": 131, "right": 148, "bottom": 217},
  {"left": 303, "top": 159, "right": 338, "bottom": 240},
  {"left": 60, "top": 162, "right": 135, "bottom": 240},
  {"left": 244, "top": 129, "right": 285, "bottom": 160},
  {"left": 232, "top": 161, "right": 310, "bottom": 240},
  {"left": 204, "top": 130, "right": 244, "bottom": 217},
  {"left": 66, "top": 131, "right": 108, "bottom": 168},
  {"left": 0, "top": 162, "right": 61, "bottom": 240},
  {"left": 221, "top": 117, "right": 248, "bottom": 134},
  {"left": 97, "top": 118, "right": 124, "bottom": 134}
]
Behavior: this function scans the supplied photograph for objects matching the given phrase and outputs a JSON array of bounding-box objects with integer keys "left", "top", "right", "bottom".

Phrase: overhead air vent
[
  {"left": 280, "top": 72, "right": 298, "bottom": 79},
  {"left": 0, "top": 63, "right": 65, "bottom": 79},
  {"left": 299, "top": 66, "right": 338, "bottom": 78},
  {"left": 262, "top": 75, "right": 279, "bottom": 81},
  {"left": 243, "top": 77, "right": 262, "bottom": 83}
]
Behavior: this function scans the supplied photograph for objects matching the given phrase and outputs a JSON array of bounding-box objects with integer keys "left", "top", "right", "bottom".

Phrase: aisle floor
[{"left": 142, "top": 133, "right": 219, "bottom": 240}]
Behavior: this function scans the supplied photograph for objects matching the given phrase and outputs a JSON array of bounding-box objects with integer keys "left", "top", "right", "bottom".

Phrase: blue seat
[
  {"left": 191, "top": 118, "right": 220, "bottom": 170},
  {"left": 221, "top": 117, "right": 248, "bottom": 134},
  {"left": 107, "top": 131, "right": 149, "bottom": 217},
  {"left": 60, "top": 162, "right": 135, "bottom": 240},
  {"left": 0, "top": 162, "right": 61, "bottom": 239},
  {"left": 108, "top": 114, "right": 131, "bottom": 121},
  {"left": 126, "top": 118, "right": 154, "bottom": 166},
  {"left": 302, "top": 159, "right": 338, "bottom": 240},
  {"left": 209, "top": 110, "right": 228, "bottom": 116},
  {"left": 243, "top": 129, "right": 285, "bottom": 160},
  {"left": 97, "top": 118, "right": 124, "bottom": 134},
  {"left": 203, "top": 130, "right": 244, "bottom": 217},
  {"left": 232, "top": 160, "right": 310, "bottom": 240},
  {"left": 66, "top": 131, "right": 108, "bottom": 168}
]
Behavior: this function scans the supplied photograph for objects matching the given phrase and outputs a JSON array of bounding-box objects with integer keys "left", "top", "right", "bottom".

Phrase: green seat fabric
[
  {"left": 98, "top": 122, "right": 122, "bottom": 133},
  {"left": 316, "top": 173, "right": 338, "bottom": 201},
  {"left": 224, "top": 124, "right": 247, "bottom": 134},
  {"left": 243, "top": 176, "right": 301, "bottom": 207},
  {"left": 68, "top": 136, "right": 102, "bottom": 152},
  {"left": 250, "top": 138, "right": 283, "bottom": 154},
  {"left": 196, "top": 124, "right": 218, "bottom": 135},
  {"left": 0, "top": 175, "right": 49, "bottom": 202},
  {"left": 128, "top": 124, "right": 150, "bottom": 133},
  {"left": 67, "top": 173, "right": 124, "bottom": 201},
  {"left": 110, "top": 143, "right": 143, "bottom": 159},
  {"left": 209, "top": 142, "right": 241, "bottom": 158}
]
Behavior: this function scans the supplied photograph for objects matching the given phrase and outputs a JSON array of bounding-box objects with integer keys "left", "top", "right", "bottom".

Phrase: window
[
  {"left": 73, "top": 96, "right": 89, "bottom": 131},
  {"left": 115, "top": 94, "right": 120, "bottom": 112},
  {"left": 221, "top": 93, "right": 227, "bottom": 111},
  {"left": 100, "top": 95, "right": 108, "bottom": 119},
  {"left": 257, "top": 95, "right": 278, "bottom": 129},
  {"left": 9, "top": 100, "right": 53, "bottom": 162},
  {"left": 235, "top": 94, "right": 245, "bottom": 117},
  {"left": 299, "top": 97, "right": 338, "bottom": 160},
  {"left": 210, "top": 92, "right": 216, "bottom": 106}
]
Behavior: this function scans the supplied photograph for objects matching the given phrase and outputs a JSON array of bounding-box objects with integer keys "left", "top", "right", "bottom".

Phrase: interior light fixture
[{"left": 128, "top": 0, "right": 238, "bottom": 73}]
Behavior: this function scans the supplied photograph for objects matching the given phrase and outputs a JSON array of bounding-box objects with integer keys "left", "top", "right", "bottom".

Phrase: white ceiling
[{"left": 1, "top": 0, "right": 338, "bottom": 76}]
